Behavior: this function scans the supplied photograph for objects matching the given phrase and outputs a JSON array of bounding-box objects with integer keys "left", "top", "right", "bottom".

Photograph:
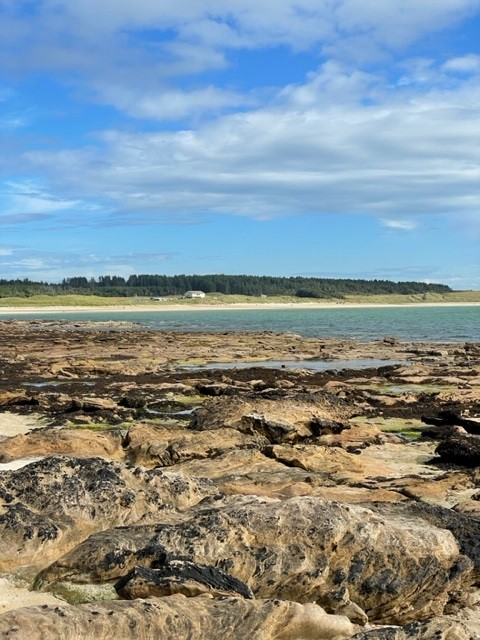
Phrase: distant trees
[{"left": 0, "top": 274, "right": 452, "bottom": 299}]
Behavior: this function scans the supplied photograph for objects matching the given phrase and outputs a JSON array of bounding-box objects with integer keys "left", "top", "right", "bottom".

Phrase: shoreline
[{"left": 0, "top": 301, "right": 479, "bottom": 315}]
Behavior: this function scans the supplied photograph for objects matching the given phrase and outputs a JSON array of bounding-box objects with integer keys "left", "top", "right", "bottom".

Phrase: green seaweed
[{"left": 50, "top": 581, "right": 118, "bottom": 605}]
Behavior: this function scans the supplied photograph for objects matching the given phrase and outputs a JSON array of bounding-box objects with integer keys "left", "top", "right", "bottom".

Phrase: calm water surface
[{"left": 0, "top": 305, "right": 478, "bottom": 342}]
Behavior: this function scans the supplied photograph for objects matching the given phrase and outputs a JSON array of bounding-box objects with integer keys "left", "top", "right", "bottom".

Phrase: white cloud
[
  {"left": 0, "top": 116, "right": 28, "bottom": 130},
  {"left": 280, "top": 61, "right": 377, "bottom": 107},
  {"left": 107, "top": 86, "right": 255, "bottom": 121},
  {"left": 381, "top": 219, "right": 418, "bottom": 231},
  {"left": 1, "top": 1, "right": 479, "bottom": 117},
  {"left": 21, "top": 63, "right": 480, "bottom": 224},
  {"left": 1, "top": 180, "right": 96, "bottom": 217},
  {"left": 443, "top": 54, "right": 480, "bottom": 74}
]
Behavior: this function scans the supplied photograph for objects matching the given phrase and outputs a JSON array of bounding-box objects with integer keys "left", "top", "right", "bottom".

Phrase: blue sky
[{"left": 0, "top": 1, "right": 479, "bottom": 288}]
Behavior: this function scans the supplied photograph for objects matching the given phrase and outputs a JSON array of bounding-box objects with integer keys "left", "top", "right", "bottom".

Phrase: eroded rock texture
[
  {"left": 0, "top": 455, "right": 216, "bottom": 571},
  {"left": 0, "top": 595, "right": 356, "bottom": 640},
  {"left": 114, "top": 559, "right": 254, "bottom": 599},
  {"left": 39, "top": 494, "right": 472, "bottom": 625}
]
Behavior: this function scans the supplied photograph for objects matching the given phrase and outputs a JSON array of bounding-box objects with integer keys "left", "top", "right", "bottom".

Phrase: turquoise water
[{"left": 0, "top": 305, "right": 478, "bottom": 342}]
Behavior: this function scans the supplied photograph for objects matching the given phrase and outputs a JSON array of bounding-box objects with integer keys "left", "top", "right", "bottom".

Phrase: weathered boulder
[
  {"left": 39, "top": 495, "right": 472, "bottom": 625},
  {"left": 351, "top": 615, "right": 480, "bottom": 639},
  {"left": 69, "top": 397, "right": 118, "bottom": 412},
  {"left": 0, "top": 391, "right": 38, "bottom": 407},
  {"left": 0, "top": 595, "right": 356, "bottom": 640},
  {"left": 126, "top": 425, "right": 266, "bottom": 467},
  {"left": 0, "top": 456, "right": 217, "bottom": 572},
  {"left": 115, "top": 559, "right": 253, "bottom": 599},
  {"left": 435, "top": 435, "right": 480, "bottom": 467},
  {"left": 189, "top": 395, "right": 350, "bottom": 439},
  {"left": 366, "top": 501, "right": 480, "bottom": 583}
]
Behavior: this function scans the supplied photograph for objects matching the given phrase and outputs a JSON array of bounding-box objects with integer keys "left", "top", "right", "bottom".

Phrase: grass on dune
[{"left": 342, "top": 291, "right": 480, "bottom": 304}]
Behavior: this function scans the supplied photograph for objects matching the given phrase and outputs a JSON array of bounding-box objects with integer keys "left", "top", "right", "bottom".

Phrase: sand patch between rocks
[
  {"left": 0, "top": 578, "right": 62, "bottom": 614},
  {"left": 0, "top": 413, "right": 45, "bottom": 439},
  {"left": 0, "top": 457, "right": 44, "bottom": 471}
]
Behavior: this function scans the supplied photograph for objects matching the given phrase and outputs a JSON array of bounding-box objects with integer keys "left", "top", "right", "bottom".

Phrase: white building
[{"left": 183, "top": 290, "right": 206, "bottom": 299}]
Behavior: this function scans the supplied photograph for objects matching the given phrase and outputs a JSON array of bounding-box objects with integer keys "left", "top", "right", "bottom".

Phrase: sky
[{"left": 0, "top": 1, "right": 479, "bottom": 288}]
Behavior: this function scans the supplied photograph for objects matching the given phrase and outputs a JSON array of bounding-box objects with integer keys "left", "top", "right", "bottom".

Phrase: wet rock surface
[{"left": 0, "top": 321, "right": 479, "bottom": 638}]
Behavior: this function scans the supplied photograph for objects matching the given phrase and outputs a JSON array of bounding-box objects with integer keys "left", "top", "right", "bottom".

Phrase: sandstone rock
[
  {"left": 0, "top": 455, "right": 216, "bottom": 572},
  {"left": 70, "top": 397, "right": 118, "bottom": 412},
  {"left": 310, "top": 416, "right": 351, "bottom": 435},
  {"left": 166, "top": 447, "right": 322, "bottom": 498},
  {"left": 0, "top": 391, "right": 38, "bottom": 407},
  {"left": 0, "top": 595, "right": 356, "bottom": 640},
  {"left": 324, "top": 381, "right": 350, "bottom": 394},
  {"left": 240, "top": 413, "right": 313, "bottom": 443},
  {"left": 189, "top": 395, "right": 350, "bottom": 436},
  {"left": 39, "top": 495, "right": 472, "bottom": 625},
  {"left": 389, "top": 470, "right": 475, "bottom": 506},
  {"left": 351, "top": 615, "right": 480, "bottom": 639},
  {"left": 126, "top": 425, "right": 266, "bottom": 467},
  {"left": 316, "top": 422, "right": 384, "bottom": 448},
  {"left": 115, "top": 559, "right": 253, "bottom": 600},
  {"left": 263, "top": 444, "right": 371, "bottom": 480},
  {"left": 366, "top": 501, "right": 480, "bottom": 583},
  {"left": 0, "top": 427, "right": 121, "bottom": 462}
]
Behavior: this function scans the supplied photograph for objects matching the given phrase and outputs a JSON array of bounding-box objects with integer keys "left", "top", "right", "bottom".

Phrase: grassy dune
[
  {"left": 343, "top": 291, "right": 480, "bottom": 304},
  {"left": 0, "top": 291, "right": 478, "bottom": 308}
]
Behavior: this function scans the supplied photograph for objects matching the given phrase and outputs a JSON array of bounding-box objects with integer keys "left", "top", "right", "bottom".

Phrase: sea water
[{"left": 0, "top": 305, "right": 478, "bottom": 342}]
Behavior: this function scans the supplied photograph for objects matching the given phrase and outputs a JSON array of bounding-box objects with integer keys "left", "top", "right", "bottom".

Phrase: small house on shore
[{"left": 183, "top": 290, "right": 206, "bottom": 299}]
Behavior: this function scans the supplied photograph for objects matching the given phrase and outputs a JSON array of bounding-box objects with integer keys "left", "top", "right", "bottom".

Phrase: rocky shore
[{"left": 0, "top": 320, "right": 479, "bottom": 639}]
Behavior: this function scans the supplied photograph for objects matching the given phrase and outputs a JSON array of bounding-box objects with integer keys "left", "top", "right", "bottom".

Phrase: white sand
[
  {"left": 0, "top": 302, "right": 478, "bottom": 315},
  {"left": 0, "top": 413, "right": 43, "bottom": 438},
  {"left": 0, "top": 457, "right": 44, "bottom": 471},
  {"left": 0, "top": 578, "right": 63, "bottom": 614}
]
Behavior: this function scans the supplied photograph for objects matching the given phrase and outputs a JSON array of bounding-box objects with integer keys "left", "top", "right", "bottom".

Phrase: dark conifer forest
[{"left": 0, "top": 275, "right": 452, "bottom": 298}]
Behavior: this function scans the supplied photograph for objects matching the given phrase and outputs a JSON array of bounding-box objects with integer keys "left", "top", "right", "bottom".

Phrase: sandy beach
[{"left": 0, "top": 301, "right": 479, "bottom": 314}]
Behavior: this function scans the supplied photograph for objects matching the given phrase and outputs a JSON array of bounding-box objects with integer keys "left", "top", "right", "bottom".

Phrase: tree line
[{"left": 0, "top": 275, "right": 452, "bottom": 298}]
